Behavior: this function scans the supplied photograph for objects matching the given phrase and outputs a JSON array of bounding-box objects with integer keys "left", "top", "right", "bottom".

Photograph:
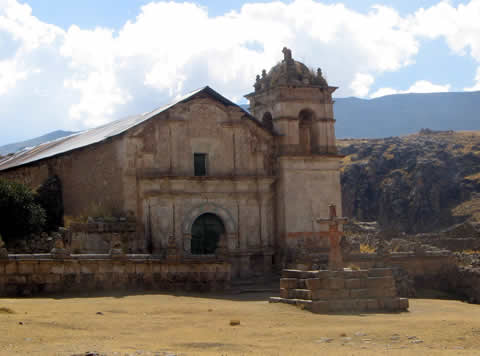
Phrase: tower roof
[{"left": 249, "top": 47, "right": 330, "bottom": 94}]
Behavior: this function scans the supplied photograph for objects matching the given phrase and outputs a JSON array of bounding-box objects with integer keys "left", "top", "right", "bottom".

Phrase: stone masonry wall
[
  {"left": 346, "top": 252, "right": 456, "bottom": 278},
  {"left": 0, "top": 256, "right": 230, "bottom": 297},
  {"left": 69, "top": 221, "right": 137, "bottom": 253},
  {"left": 270, "top": 268, "right": 409, "bottom": 313},
  {"left": 0, "top": 139, "right": 124, "bottom": 218}
]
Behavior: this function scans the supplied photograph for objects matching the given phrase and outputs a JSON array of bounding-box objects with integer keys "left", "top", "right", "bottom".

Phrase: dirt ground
[{"left": 1, "top": 292, "right": 480, "bottom": 356}]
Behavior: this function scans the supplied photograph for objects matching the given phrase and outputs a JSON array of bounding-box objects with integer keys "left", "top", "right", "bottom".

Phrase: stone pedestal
[{"left": 270, "top": 268, "right": 409, "bottom": 313}]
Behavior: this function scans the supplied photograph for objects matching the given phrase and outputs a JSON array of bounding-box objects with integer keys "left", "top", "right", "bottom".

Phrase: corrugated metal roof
[{"left": 0, "top": 86, "right": 266, "bottom": 172}]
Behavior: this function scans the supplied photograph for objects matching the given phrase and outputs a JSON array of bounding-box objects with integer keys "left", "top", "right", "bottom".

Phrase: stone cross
[{"left": 316, "top": 204, "right": 348, "bottom": 271}]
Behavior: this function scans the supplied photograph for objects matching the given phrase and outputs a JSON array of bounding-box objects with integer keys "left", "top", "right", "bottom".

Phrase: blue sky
[{"left": 1, "top": 0, "right": 480, "bottom": 144}]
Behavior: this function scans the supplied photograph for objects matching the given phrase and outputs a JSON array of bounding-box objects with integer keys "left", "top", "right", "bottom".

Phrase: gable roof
[{"left": 0, "top": 86, "right": 270, "bottom": 172}]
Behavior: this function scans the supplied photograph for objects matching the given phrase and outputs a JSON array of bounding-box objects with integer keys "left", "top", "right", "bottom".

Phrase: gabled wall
[{"left": 0, "top": 139, "right": 125, "bottom": 219}]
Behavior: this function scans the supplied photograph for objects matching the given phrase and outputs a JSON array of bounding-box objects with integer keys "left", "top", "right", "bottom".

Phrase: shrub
[
  {"left": 359, "top": 243, "right": 376, "bottom": 254},
  {"left": 0, "top": 178, "right": 46, "bottom": 243}
]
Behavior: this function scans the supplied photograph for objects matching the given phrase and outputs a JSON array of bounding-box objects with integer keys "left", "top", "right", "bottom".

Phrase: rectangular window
[{"left": 194, "top": 153, "right": 207, "bottom": 176}]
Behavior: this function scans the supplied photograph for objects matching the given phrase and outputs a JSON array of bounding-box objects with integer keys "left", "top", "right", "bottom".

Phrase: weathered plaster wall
[
  {"left": 0, "top": 256, "right": 230, "bottom": 296},
  {"left": 116, "top": 97, "right": 276, "bottom": 277},
  {"left": 276, "top": 156, "right": 343, "bottom": 264}
]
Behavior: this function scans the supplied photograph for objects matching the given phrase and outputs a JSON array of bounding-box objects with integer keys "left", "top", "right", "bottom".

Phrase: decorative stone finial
[
  {"left": 261, "top": 69, "right": 267, "bottom": 79},
  {"left": 316, "top": 67, "right": 329, "bottom": 87},
  {"left": 254, "top": 74, "right": 261, "bottom": 91},
  {"left": 282, "top": 47, "right": 293, "bottom": 63}
]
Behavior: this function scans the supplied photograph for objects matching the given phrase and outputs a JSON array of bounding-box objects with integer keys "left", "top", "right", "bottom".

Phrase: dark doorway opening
[{"left": 191, "top": 213, "right": 225, "bottom": 255}]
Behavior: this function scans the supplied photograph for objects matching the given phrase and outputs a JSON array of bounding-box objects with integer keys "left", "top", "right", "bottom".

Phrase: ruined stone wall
[
  {"left": 0, "top": 139, "right": 124, "bottom": 218},
  {"left": 346, "top": 252, "right": 456, "bottom": 279},
  {"left": 69, "top": 221, "right": 137, "bottom": 253},
  {"left": 0, "top": 256, "right": 230, "bottom": 296}
]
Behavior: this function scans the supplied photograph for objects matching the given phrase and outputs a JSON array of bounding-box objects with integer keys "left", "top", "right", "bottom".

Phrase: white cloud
[
  {"left": 464, "top": 67, "right": 480, "bottom": 91},
  {"left": 409, "top": 0, "right": 480, "bottom": 60},
  {"left": 349, "top": 73, "right": 374, "bottom": 97},
  {"left": 3, "top": 0, "right": 480, "bottom": 144},
  {"left": 0, "top": 58, "right": 27, "bottom": 95},
  {"left": 371, "top": 80, "right": 451, "bottom": 98}
]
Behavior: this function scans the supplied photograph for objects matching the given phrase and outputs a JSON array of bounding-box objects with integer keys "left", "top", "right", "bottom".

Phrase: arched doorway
[{"left": 191, "top": 213, "right": 225, "bottom": 255}]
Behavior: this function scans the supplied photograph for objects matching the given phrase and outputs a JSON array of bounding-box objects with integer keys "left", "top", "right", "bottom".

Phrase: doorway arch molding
[
  {"left": 182, "top": 202, "right": 237, "bottom": 254},
  {"left": 183, "top": 202, "right": 236, "bottom": 234}
]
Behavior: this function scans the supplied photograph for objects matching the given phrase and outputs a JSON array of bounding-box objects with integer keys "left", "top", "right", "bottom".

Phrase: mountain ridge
[{"left": 0, "top": 130, "right": 77, "bottom": 156}]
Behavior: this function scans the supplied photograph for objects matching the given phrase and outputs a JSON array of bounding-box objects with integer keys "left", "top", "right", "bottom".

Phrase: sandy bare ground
[{"left": 1, "top": 292, "right": 480, "bottom": 355}]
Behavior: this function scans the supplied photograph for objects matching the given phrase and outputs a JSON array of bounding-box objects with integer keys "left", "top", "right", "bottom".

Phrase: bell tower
[
  {"left": 245, "top": 48, "right": 343, "bottom": 267},
  {"left": 245, "top": 47, "right": 338, "bottom": 155}
]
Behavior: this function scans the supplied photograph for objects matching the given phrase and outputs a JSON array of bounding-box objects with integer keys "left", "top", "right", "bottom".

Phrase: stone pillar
[
  {"left": 215, "top": 233, "right": 228, "bottom": 261},
  {"left": 239, "top": 254, "right": 251, "bottom": 279},
  {"left": 263, "top": 252, "right": 273, "bottom": 280},
  {"left": 166, "top": 235, "right": 178, "bottom": 262},
  {"left": 183, "top": 233, "right": 192, "bottom": 256}
]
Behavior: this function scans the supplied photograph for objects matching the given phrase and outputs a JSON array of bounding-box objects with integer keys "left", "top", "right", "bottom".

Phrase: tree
[{"left": 0, "top": 178, "right": 46, "bottom": 243}]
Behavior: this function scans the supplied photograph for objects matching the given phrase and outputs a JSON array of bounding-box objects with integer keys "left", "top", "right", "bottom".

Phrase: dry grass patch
[{"left": 0, "top": 293, "right": 479, "bottom": 355}]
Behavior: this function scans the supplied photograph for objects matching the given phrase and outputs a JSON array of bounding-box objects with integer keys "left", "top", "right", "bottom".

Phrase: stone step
[{"left": 269, "top": 296, "right": 409, "bottom": 313}]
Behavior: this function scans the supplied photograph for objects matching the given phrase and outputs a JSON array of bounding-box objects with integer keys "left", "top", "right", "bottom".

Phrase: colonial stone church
[{"left": 0, "top": 48, "right": 342, "bottom": 279}]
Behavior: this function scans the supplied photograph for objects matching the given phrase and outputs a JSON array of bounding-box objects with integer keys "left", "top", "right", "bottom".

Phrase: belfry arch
[
  {"left": 299, "top": 108, "right": 315, "bottom": 154},
  {"left": 262, "top": 112, "right": 274, "bottom": 131}
]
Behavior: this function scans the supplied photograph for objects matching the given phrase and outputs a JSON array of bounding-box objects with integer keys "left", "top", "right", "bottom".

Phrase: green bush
[{"left": 0, "top": 178, "right": 46, "bottom": 243}]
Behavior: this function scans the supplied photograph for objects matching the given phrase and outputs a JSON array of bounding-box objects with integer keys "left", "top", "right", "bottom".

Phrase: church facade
[{"left": 0, "top": 49, "right": 343, "bottom": 279}]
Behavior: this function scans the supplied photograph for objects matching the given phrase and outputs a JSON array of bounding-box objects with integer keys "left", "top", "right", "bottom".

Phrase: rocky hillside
[{"left": 339, "top": 130, "right": 480, "bottom": 233}]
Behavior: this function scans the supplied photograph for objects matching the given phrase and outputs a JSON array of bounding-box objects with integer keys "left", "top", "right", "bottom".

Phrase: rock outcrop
[{"left": 339, "top": 130, "right": 480, "bottom": 233}]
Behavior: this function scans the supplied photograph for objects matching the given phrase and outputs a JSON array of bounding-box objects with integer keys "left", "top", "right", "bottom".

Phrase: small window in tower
[{"left": 194, "top": 153, "right": 207, "bottom": 176}]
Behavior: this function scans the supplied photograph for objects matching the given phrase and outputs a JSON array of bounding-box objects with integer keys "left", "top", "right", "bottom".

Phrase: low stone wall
[
  {"left": 0, "top": 255, "right": 230, "bottom": 296},
  {"left": 345, "top": 252, "right": 480, "bottom": 303},
  {"left": 346, "top": 252, "right": 456, "bottom": 278},
  {"left": 417, "top": 266, "right": 480, "bottom": 304}
]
